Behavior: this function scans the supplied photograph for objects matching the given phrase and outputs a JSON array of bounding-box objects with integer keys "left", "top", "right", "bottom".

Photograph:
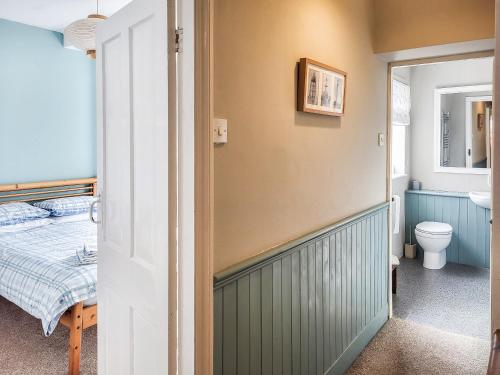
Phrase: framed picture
[{"left": 298, "top": 58, "right": 347, "bottom": 116}]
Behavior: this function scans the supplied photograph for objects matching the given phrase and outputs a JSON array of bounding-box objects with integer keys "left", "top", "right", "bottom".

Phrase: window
[{"left": 391, "top": 79, "right": 410, "bottom": 178}]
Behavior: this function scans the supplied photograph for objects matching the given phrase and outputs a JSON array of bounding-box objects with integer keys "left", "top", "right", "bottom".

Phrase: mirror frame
[{"left": 434, "top": 84, "right": 493, "bottom": 174}]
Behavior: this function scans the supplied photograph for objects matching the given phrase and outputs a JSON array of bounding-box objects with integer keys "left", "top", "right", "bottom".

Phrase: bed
[{"left": 0, "top": 178, "right": 98, "bottom": 375}]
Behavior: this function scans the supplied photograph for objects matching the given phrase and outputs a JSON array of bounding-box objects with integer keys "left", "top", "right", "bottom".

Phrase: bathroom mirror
[{"left": 434, "top": 85, "right": 492, "bottom": 174}]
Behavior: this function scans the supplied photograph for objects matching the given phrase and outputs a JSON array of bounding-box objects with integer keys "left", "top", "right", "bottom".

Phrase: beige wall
[
  {"left": 214, "top": 0, "right": 387, "bottom": 272},
  {"left": 374, "top": 0, "right": 495, "bottom": 53}
]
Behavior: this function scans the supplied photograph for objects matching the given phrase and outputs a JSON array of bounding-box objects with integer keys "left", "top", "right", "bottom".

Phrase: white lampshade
[{"left": 64, "top": 14, "right": 107, "bottom": 58}]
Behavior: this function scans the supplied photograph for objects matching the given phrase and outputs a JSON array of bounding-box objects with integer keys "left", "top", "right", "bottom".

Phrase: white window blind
[{"left": 392, "top": 79, "right": 411, "bottom": 126}]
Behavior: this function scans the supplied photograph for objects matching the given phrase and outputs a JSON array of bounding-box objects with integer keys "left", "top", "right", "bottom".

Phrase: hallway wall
[{"left": 214, "top": 0, "right": 387, "bottom": 272}]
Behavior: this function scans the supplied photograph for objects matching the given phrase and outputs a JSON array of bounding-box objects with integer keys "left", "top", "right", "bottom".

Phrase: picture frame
[{"left": 298, "top": 58, "right": 347, "bottom": 116}]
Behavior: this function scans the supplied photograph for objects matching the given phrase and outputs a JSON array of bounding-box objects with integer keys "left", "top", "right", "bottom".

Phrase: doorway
[{"left": 388, "top": 54, "right": 494, "bottom": 341}]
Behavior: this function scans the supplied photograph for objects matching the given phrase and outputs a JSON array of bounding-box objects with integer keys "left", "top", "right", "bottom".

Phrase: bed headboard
[{"left": 0, "top": 178, "right": 97, "bottom": 204}]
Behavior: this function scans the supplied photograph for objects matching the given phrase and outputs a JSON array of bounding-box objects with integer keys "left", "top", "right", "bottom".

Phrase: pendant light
[{"left": 63, "top": 0, "right": 107, "bottom": 59}]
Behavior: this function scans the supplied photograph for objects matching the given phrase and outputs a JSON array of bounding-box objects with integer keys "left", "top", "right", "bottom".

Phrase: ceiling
[{"left": 0, "top": 0, "right": 132, "bottom": 32}]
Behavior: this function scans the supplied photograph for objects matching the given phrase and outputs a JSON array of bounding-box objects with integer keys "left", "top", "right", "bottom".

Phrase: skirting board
[{"left": 325, "top": 307, "right": 388, "bottom": 375}]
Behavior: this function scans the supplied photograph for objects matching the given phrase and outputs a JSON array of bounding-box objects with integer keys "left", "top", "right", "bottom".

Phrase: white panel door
[{"left": 95, "top": 0, "right": 170, "bottom": 373}]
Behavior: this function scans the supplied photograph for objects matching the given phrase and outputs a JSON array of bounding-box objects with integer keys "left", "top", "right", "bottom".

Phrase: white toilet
[{"left": 414, "top": 221, "right": 453, "bottom": 269}]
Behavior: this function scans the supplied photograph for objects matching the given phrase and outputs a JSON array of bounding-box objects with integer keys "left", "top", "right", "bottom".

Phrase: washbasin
[{"left": 469, "top": 191, "right": 491, "bottom": 209}]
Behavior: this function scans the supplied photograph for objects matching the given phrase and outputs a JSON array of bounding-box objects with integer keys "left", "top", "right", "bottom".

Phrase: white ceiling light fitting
[{"left": 63, "top": 0, "right": 107, "bottom": 59}]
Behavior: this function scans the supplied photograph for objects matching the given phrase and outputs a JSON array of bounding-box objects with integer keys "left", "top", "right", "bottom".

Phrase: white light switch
[
  {"left": 214, "top": 118, "right": 228, "bottom": 144},
  {"left": 378, "top": 133, "right": 385, "bottom": 146}
]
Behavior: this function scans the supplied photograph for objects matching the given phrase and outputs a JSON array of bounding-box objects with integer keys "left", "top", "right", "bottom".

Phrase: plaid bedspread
[{"left": 0, "top": 220, "right": 97, "bottom": 335}]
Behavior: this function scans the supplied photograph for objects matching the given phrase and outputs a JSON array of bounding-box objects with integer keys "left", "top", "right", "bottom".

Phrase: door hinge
[{"left": 175, "top": 27, "right": 184, "bottom": 53}]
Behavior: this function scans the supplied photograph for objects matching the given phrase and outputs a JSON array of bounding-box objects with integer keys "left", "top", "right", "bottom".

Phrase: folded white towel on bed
[{"left": 76, "top": 243, "right": 97, "bottom": 265}]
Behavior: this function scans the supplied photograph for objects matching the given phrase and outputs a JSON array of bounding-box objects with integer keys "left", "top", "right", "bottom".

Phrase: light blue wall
[
  {"left": 406, "top": 190, "right": 491, "bottom": 269},
  {"left": 0, "top": 19, "right": 96, "bottom": 184}
]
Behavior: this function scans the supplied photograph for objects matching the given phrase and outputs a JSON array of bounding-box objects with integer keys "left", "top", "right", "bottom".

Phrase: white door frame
[
  {"left": 486, "top": 105, "right": 492, "bottom": 169},
  {"left": 177, "top": 0, "right": 195, "bottom": 372},
  {"left": 434, "top": 84, "right": 493, "bottom": 174},
  {"left": 432, "top": 85, "right": 492, "bottom": 174},
  {"left": 465, "top": 95, "right": 493, "bottom": 168}
]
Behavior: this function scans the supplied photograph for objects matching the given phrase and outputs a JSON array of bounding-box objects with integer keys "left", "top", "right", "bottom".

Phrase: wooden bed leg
[{"left": 68, "top": 302, "right": 84, "bottom": 375}]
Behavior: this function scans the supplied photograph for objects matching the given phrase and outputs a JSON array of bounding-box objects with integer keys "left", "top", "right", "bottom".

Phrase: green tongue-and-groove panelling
[
  {"left": 405, "top": 190, "right": 491, "bottom": 269},
  {"left": 214, "top": 203, "right": 389, "bottom": 375}
]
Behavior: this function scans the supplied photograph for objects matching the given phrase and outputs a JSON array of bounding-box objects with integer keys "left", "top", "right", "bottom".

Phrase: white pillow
[
  {"left": 50, "top": 213, "right": 90, "bottom": 223},
  {"left": 0, "top": 218, "right": 53, "bottom": 233}
]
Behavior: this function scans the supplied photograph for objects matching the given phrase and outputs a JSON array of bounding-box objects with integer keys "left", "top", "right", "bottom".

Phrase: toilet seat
[{"left": 415, "top": 221, "right": 452, "bottom": 237}]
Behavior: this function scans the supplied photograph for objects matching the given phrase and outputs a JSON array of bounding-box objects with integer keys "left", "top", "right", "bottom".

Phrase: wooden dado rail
[
  {"left": 214, "top": 202, "right": 390, "bottom": 375},
  {"left": 214, "top": 202, "right": 390, "bottom": 284}
]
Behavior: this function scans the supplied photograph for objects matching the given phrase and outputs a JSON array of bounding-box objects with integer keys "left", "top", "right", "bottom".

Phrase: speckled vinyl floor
[
  {"left": 393, "top": 257, "right": 490, "bottom": 339},
  {"left": 348, "top": 258, "right": 490, "bottom": 374}
]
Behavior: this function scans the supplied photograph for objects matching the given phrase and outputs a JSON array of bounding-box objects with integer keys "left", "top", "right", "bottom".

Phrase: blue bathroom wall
[
  {"left": 0, "top": 19, "right": 96, "bottom": 184},
  {"left": 405, "top": 190, "right": 491, "bottom": 268}
]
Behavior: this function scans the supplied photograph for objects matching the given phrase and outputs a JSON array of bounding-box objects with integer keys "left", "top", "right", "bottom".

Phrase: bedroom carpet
[
  {"left": 346, "top": 318, "right": 490, "bottom": 375},
  {"left": 0, "top": 296, "right": 97, "bottom": 375}
]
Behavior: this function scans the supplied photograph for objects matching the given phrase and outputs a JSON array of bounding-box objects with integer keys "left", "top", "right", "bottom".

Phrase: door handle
[{"left": 90, "top": 198, "right": 101, "bottom": 224}]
